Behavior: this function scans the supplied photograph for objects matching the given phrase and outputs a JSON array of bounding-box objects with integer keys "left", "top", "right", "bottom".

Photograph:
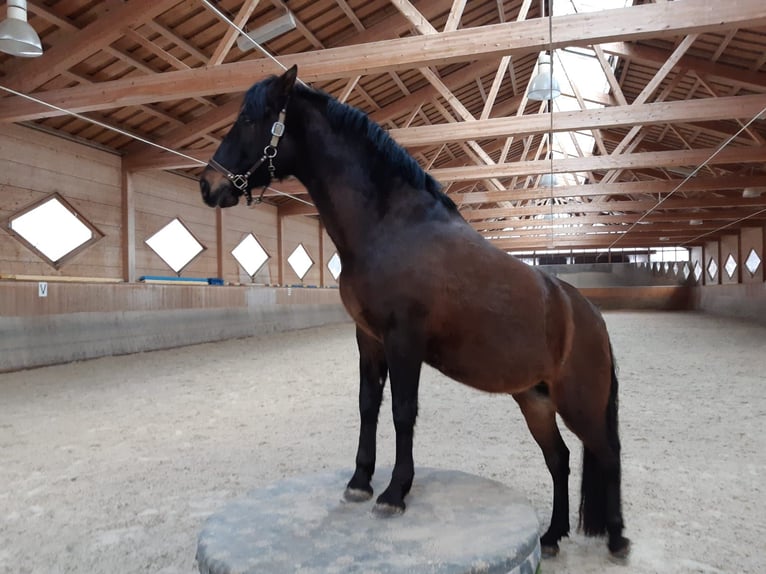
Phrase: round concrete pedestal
[{"left": 196, "top": 468, "right": 541, "bottom": 574}]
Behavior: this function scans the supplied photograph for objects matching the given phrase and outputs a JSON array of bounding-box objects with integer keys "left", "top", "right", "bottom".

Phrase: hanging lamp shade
[
  {"left": 539, "top": 173, "right": 559, "bottom": 188},
  {"left": 527, "top": 54, "right": 560, "bottom": 101},
  {"left": 0, "top": 0, "right": 42, "bottom": 57},
  {"left": 236, "top": 11, "right": 297, "bottom": 51}
]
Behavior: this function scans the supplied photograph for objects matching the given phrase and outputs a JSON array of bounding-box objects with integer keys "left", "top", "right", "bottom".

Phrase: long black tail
[{"left": 579, "top": 344, "right": 621, "bottom": 536}]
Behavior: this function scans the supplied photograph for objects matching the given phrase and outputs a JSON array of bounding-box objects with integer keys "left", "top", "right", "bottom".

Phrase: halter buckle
[
  {"left": 271, "top": 121, "right": 285, "bottom": 137},
  {"left": 264, "top": 145, "right": 278, "bottom": 159},
  {"left": 230, "top": 174, "right": 249, "bottom": 190}
]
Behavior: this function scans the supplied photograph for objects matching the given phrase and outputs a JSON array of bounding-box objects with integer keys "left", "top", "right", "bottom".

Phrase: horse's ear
[{"left": 275, "top": 65, "right": 298, "bottom": 101}]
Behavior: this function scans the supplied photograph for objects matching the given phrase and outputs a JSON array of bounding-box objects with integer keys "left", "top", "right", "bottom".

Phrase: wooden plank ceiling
[{"left": 1, "top": 0, "right": 766, "bottom": 252}]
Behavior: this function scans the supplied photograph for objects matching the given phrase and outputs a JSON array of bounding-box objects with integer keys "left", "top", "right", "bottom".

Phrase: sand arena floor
[{"left": 1, "top": 310, "right": 764, "bottom": 573}]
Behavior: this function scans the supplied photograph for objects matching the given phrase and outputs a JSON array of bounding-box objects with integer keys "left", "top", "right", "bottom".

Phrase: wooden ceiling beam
[
  {"left": 479, "top": 0, "right": 533, "bottom": 121},
  {"left": 228, "top": 212, "right": 716, "bottom": 249},
  {"left": 444, "top": 0, "right": 468, "bottom": 32},
  {"left": 461, "top": 195, "right": 766, "bottom": 221},
  {"left": 122, "top": 0, "right": 463, "bottom": 165},
  {"left": 431, "top": 145, "right": 766, "bottom": 181},
  {"left": 481, "top": 222, "right": 747, "bottom": 241},
  {"left": 390, "top": 0, "right": 438, "bottom": 35},
  {"left": 223, "top": 182, "right": 766, "bottom": 222},
  {"left": 208, "top": 0, "right": 262, "bottom": 66},
  {"left": 130, "top": 130, "right": 766, "bottom": 174},
  {"left": 123, "top": 58, "right": 509, "bottom": 168},
  {"left": 388, "top": 93, "right": 766, "bottom": 147},
  {"left": 473, "top": 208, "right": 766, "bottom": 232},
  {"left": 370, "top": 60, "right": 509, "bottom": 124},
  {"left": 336, "top": 0, "right": 365, "bottom": 31},
  {"left": 142, "top": 21, "right": 210, "bottom": 64},
  {"left": 453, "top": 175, "right": 766, "bottom": 204},
  {"left": 3, "top": 0, "right": 763, "bottom": 121},
  {"left": 601, "top": 41, "right": 766, "bottom": 92},
  {"left": 592, "top": 45, "right": 627, "bottom": 106}
]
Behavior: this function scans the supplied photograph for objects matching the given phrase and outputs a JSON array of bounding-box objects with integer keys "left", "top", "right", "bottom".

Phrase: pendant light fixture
[
  {"left": 527, "top": 53, "right": 561, "bottom": 101},
  {"left": 236, "top": 11, "right": 296, "bottom": 51},
  {"left": 0, "top": 0, "right": 43, "bottom": 58}
]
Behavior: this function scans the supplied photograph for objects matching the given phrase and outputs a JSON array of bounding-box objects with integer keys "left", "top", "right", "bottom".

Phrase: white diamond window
[
  {"left": 287, "top": 244, "right": 314, "bottom": 280},
  {"left": 694, "top": 261, "right": 702, "bottom": 282},
  {"left": 673, "top": 262, "right": 679, "bottom": 276},
  {"left": 724, "top": 254, "right": 737, "bottom": 279},
  {"left": 232, "top": 233, "right": 269, "bottom": 277},
  {"left": 745, "top": 249, "right": 761, "bottom": 276},
  {"left": 327, "top": 252, "right": 342, "bottom": 280},
  {"left": 6, "top": 194, "right": 101, "bottom": 268},
  {"left": 145, "top": 218, "right": 204, "bottom": 273},
  {"left": 682, "top": 262, "right": 690, "bottom": 280},
  {"left": 707, "top": 258, "right": 718, "bottom": 281}
]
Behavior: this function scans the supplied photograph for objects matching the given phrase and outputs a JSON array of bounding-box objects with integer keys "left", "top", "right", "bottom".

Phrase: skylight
[{"left": 544, "top": 0, "right": 635, "bottom": 188}]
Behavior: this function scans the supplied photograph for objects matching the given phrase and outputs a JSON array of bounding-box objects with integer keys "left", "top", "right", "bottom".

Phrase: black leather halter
[{"left": 207, "top": 106, "right": 287, "bottom": 206}]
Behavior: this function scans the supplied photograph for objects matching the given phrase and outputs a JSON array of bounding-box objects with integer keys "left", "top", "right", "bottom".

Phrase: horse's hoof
[
  {"left": 371, "top": 502, "right": 405, "bottom": 518},
  {"left": 540, "top": 543, "right": 560, "bottom": 558},
  {"left": 608, "top": 537, "right": 631, "bottom": 565},
  {"left": 343, "top": 487, "right": 373, "bottom": 502}
]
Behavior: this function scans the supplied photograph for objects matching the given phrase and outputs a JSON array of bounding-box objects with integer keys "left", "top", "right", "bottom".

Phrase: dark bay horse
[{"left": 199, "top": 65, "right": 630, "bottom": 560}]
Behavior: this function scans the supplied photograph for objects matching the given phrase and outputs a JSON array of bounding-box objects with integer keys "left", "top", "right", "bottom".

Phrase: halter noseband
[{"left": 208, "top": 105, "right": 288, "bottom": 206}]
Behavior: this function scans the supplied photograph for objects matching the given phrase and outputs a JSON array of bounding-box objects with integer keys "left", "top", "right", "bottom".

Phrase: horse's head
[{"left": 200, "top": 65, "right": 299, "bottom": 208}]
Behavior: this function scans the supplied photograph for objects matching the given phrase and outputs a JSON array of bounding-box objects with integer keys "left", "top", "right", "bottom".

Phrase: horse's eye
[{"left": 241, "top": 116, "right": 254, "bottom": 125}]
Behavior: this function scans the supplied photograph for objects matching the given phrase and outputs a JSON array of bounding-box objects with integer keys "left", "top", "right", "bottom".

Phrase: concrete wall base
[
  {"left": 0, "top": 283, "right": 350, "bottom": 372},
  {"left": 691, "top": 283, "right": 766, "bottom": 326}
]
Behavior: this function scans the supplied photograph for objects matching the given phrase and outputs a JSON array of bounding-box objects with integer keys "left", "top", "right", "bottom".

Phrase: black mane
[{"left": 242, "top": 77, "right": 457, "bottom": 212}]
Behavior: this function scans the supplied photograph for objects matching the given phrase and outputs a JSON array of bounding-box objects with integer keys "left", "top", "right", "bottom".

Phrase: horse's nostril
[{"left": 200, "top": 178, "right": 211, "bottom": 197}]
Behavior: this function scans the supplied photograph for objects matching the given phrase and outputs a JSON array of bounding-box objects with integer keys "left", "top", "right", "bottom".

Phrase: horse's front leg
[
  {"left": 373, "top": 329, "right": 423, "bottom": 516},
  {"left": 344, "top": 326, "right": 387, "bottom": 502}
]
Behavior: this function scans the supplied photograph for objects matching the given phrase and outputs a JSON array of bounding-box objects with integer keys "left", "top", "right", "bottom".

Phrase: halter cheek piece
[{"left": 208, "top": 105, "right": 288, "bottom": 206}]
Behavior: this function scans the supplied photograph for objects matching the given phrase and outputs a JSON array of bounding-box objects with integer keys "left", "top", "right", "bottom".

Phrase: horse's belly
[{"left": 426, "top": 338, "right": 549, "bottom": 394}]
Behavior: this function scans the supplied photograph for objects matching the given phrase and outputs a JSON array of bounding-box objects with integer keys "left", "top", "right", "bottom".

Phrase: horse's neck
[
  {"left": 289, "top": 100, "right": 443, "bottom": 260},
  {"left": 298, "top": 173, "right": 381, "bottom": 260},
  {"left": 289, "top": 124, "right": 384, "bottom": 258}
]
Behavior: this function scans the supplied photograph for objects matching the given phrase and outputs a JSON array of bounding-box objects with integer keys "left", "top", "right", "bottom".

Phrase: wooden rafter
[
  {"left": 208, "top": 0, "right": 262, "bottom": 66},
  {"left": 444, "top": 0, "right": 468, "bottom": 32},
  {"left": 4, "top": 0, "right": 765, "bottom": 253},
  {"left": 387, "top": 94, "right": 766, "bottom": 147},
  {"left": 3, "top": 0, "right": 764, "bottom": 122},
  {"left": 602, "top": 41, "right": 766, "bottom": 92},
  {"left": 454, "top": 175, "right": 766, "bottom": 205},
  {"left": 430, "top": 145, "right": 766, "bottom": 182}
]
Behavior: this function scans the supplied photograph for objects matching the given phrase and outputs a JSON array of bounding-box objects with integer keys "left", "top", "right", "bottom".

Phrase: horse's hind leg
[
  {"left": 560, "top": 360, "right": 630, "bottom": 560},
  {"left": 513, "top": 387, "right": 571, "bottom": 557},
  {"left": 344, "top": 327, "right": 387, "bottom": 502}
]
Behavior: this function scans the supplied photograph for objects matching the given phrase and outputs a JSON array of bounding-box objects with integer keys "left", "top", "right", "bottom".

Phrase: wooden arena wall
[
  {"left": 0, "top": 124, "right": 348, "bottom": 372},
  {"left": 0, "top": 124, "right": 339, "bottom": 287},
  {"left": 1, "top": 124, "right": 765, "bottom": 371}
]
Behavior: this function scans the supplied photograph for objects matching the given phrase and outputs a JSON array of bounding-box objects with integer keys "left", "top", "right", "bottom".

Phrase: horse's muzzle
[
  {"left": 200, "top": 177, "right": 216, "bottom": 207},
  {"left": 200, "top": 168, "right": 240, "bottom": 208}
]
